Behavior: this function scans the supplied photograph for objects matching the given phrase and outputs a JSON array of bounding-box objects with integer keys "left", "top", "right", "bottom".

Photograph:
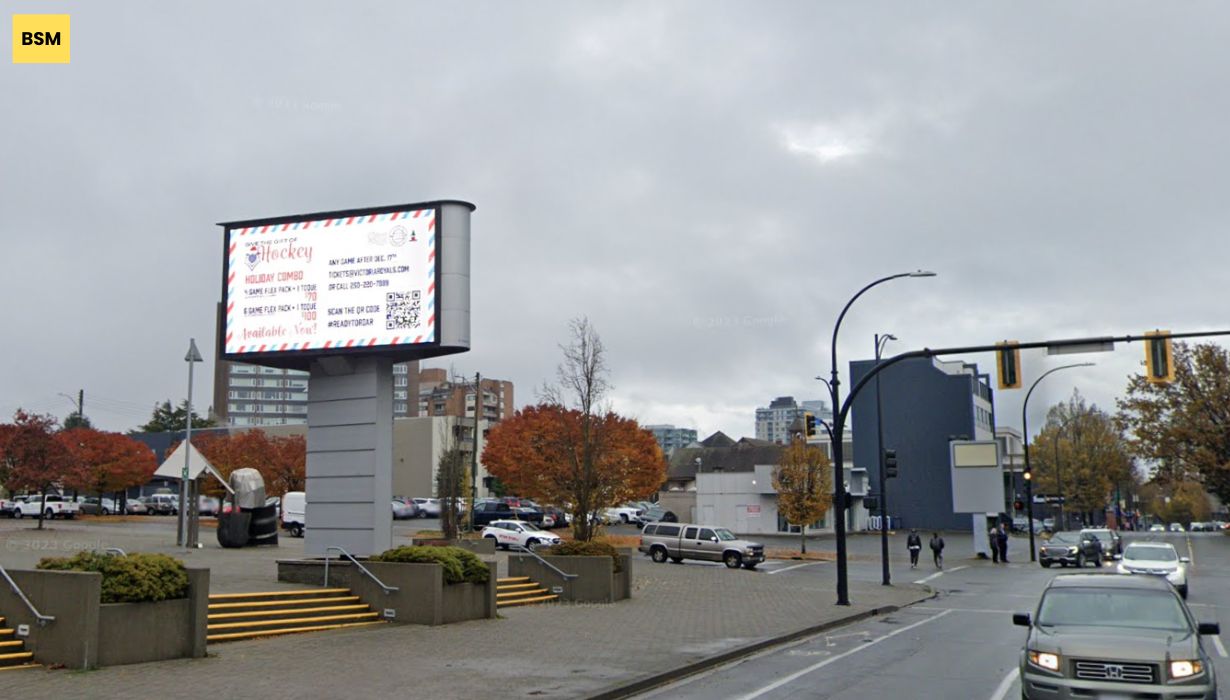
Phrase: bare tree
[{"left": 435, "top": 417, "right": 468, "bottom": 539}]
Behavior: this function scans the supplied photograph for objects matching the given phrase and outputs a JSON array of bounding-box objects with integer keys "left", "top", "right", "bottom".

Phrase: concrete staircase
[
  {"left": 207, "top": 588, "right": 384, "bottom": 643},
  {"left": 0, "top": 616, "right": 39, "bottom": 672},
  {"left": 496, "top": 576, "right": 558, "bottom": 608}
]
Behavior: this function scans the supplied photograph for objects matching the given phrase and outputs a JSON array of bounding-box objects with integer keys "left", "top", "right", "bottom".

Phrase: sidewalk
[{"left": 3, "top": 522, "right": 933, "bottom": 698}]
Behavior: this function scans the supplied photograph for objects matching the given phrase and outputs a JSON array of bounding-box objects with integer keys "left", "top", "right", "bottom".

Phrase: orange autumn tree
[
  {"left": 483, "top": 404, "right": 665, "bottom": 541},
  {"left": 59, "top": 427, "right": 157, "bottom": 505},
  {"left": 482, "top": 318, "right": 666, "bottom": 541}
]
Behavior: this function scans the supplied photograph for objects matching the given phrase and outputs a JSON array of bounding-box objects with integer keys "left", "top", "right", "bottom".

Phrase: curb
[{"left": 582, "top": 586, "right": 938, "bottom": 700}]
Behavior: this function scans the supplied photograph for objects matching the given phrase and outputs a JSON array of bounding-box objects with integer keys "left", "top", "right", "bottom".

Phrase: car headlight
[
  {"left": 1028, "top": 651, "right": 1060, "bottom": 672},
  {"left": 1170, "top": 660, "right": 1203, "bottom": 679},
  {"left": 1067, "top": 547, "right": 1078, "bottom": 554}
]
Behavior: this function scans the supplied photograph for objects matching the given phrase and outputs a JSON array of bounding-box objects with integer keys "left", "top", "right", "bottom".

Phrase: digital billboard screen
[{"left": 221, "top": 203, "right": 442, "bottom": 363}]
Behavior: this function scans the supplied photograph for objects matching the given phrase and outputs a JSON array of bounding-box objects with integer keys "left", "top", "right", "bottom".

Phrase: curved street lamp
[
  {"left": 1021, "top": 362, "right": 1093, "bottom": 561},
  {"left": 874, "top": 333, "right": 896, "bottom": 586},
  {"left": 828, "top": 271, "right": 935, "bottom": 606}
]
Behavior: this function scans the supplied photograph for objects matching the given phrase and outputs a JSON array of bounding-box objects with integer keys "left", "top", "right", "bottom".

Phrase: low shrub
[
  {"left": 37, "top": 552, "right": 189, "bottom": 604},
  {"left": 544, "top": 540, "right": 623, "bottom": 573},
  {"left": 370, "top": 545, "right": 489, "bottom": 584}
]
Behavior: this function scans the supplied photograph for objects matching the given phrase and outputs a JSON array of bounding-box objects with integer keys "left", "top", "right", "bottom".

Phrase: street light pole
[
  {"left": 1021, "top": 362, "right": 1092, "bottom": 561},
  {"left": 828, "top": 270, "right": 934, "bottom": 606},
  {"left": 874, "top": 333, "right": 896, "bottom": 586},
  {"left": 180, "top": 338, "right": 204, "bottom": 548}
]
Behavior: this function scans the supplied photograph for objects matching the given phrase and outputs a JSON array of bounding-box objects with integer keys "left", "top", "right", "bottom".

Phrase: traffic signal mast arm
[{"left": 834, "top": 328, "right": 1230, "bottom": 433}]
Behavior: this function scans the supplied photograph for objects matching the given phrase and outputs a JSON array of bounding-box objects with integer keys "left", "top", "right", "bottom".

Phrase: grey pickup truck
[{"left": 639, "top": 522, "right": 765, "bottom": 570}]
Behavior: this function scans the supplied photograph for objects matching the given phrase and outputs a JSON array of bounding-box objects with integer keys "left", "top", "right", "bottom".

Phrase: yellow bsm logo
[{"left": 12, "top": 14, "right": 70, "bottom": 64}]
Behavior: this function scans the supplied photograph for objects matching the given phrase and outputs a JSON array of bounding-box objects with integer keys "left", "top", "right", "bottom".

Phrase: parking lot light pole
[
  {"left": 828, "top": 270, "right": 934, "bottom": 606},
  {"left": 1021, "top": 362, "right": 1092, "bottom": 561},
  {"left": 180, "top": 338, "right": 204, "bottom": 548},
  {"left": 874, "top": 332, "right": 896, "bottom": 586}
]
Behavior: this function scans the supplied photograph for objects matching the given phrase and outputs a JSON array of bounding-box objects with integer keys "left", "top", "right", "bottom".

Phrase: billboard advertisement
[{"left": 219, "top": 200, "right": 473, "bottom": 368}]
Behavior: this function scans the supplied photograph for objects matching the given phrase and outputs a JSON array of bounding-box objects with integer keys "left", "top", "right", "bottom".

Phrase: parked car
[
  {"left": 1079, "top": 527, "right": 1122, "bottom": 559},
  {"left": 1169, "top": 522, "right": 1186, "bottom": 532},
  {"left": 281, "top": 491, "right": 305, "bottom": 537},
  {"left": 1014, "top": 573, "right": 1218, "bottom": 699},
  {"left": 1, "top": 496, "right": 26, "bottom": 517},
  {"left": 605, "top": 504, "right": 643, "bottom": 524},
  {"left": 480, "top": 520, "right": 563, "bottom": 550},
  {"left": 143, "top": 494, "right": 179, "bottom": 515},
  {"left": 13, "top": 495, "right": 80, "bottom": 519},
  {"left": 639, "top": 522, "right": 765, "bottom": 570},
  {"left": 540, "top": 505, "right": 569, "bottom": 529},
  {"left": 78, "top": 497, "right": 117, "bottom": 516},
  {"left": 123, "top": 498, "right": 147, "bottom": 515},
  {"left": 198, "top": 496, "right": 220, "bottom": 517},
  {"left": 1118, "top": 541, "right": 1190, "bottom": 598},
  {"left": 391, "top": 500, "right": 418, "bottom": 520},
  {"left": 1042, "top": 518, "right": 1055, "bottom": 531},
  {"left": 1038, "top": 531, "right": 1103, "bottom": 568},
  {"left": 1149, "top": 523, "right": 1167, "bottom": 532},
  {"left": 410, "top": 498, "right": 442, "bottom": 519}
]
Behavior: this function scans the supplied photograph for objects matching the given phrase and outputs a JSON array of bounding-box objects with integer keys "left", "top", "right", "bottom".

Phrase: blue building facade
[{"left": 850, "top": 357, "right": 995, "bottom": 532}]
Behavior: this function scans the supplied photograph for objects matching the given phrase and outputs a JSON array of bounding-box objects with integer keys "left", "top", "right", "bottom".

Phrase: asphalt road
[{"left": 633, "top": 530, "right": 1230, "bottom": 700}]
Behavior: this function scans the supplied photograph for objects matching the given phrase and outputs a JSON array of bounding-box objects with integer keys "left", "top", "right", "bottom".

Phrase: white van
[{"left": 281, "top": 491, "right": 306, "bottom": 537}]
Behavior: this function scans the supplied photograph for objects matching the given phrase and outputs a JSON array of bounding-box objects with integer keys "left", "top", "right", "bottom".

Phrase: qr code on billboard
[{"left": 386, "top": 290, "right": 421, "bottom": 330}]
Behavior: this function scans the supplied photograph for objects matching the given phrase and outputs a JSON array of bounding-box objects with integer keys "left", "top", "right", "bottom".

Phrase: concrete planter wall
[
  {"left": 277, "top": 558, "right": 496, "bottom": 625},
  {"left": 508, "top": 554, "right": 632, "bottom": 603},
  {"left": 0, "top": 567, "right": 208, "bottom": 669}
]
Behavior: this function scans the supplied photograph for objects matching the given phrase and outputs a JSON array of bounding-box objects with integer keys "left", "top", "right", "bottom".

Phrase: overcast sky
[{"left": 3, "top": 2, "right": 1227, "bottom": 445}]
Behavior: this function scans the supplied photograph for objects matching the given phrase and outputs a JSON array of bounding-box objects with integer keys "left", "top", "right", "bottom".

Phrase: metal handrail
[
  {"left": 323, "top": 546, "right": 399, "bottom": 594},
  {"left": 508, "top": 544, "right": 578, "bottom": 580},
  {"left": 0, "top": 564, "right": 55, "bottom": 626},
  {"left": 103, "top": 547, "right": 127, "bottom": 557}
]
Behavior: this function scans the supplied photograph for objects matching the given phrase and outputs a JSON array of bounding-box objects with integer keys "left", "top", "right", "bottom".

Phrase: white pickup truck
[{"left": 13, "top": 495, "right": 80, "bottom": 519}]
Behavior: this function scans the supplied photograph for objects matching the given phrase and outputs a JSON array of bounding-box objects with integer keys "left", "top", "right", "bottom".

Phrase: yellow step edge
[
  {"left": 496, "top": 583, "right": 541, "bottom": 591},
  {"left": 496, "top": 577, "right": 531, "bottom": 583},
  {"left": 0, "top": 652, "right": 34, "bottom": 662},
  {"left": 498, "top": 595, "right": 558, "bottom": 607},
  {"left": 207, "top": 620, "right": 385, "bottom": 642},
  {"left": 208, "top": 612, "right": 379, "bottom": 631},
  {"left": 497, "top": 589, "right": 548, "bottom": 599},
  {"left": 208, "top": 588, "right": 351, "bottom": 600},
  {"left": 0, "top": 640, "right": 22, "bottom": 648},
  {"left": 209, "top": 596, "right": 360, "bottom": 610},
  {"left": 0, "top": 629, "right": 12, "bottom": 636},
  {"left": 209, "top": 604, "right": 369, "bottom": 621},
  {"left": 0, "top": 663, "right": 41, "bottom": 673}
]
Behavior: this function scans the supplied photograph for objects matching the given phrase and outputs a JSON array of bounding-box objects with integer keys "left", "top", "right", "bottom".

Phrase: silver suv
[{"left": 638, "top": 522, "right": 765, "bottom": 570}]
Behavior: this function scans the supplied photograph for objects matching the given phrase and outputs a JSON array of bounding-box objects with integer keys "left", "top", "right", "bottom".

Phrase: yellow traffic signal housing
[
  {"left": 803, "top": 412, "right": 817, "bottom": 439},
  {"left": 1144, "top": 330, "right": 1175, "bottom": 384},
  {"left": 996, "top": 341, "right": 1022, "bottom": 390}
]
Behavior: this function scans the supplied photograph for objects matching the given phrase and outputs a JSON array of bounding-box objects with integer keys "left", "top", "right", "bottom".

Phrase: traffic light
[
  {"left": 1023, "top": 470, "right": 1032, "bottom": 482},
  {"left": 804, "top": 412, "right": 817, "bottom": 439},
  {"left": 1144, "top": 330, "right": 1175, "bottom": 384},
  {"left": 884, "top": 449, "right": 898, "bottom": 478},
  {"left": 996, "top": 341, "right": 1022, "bottom": 390},
  {"left": 1014, "top": 499, "right": 1024, "bottom": 511}
]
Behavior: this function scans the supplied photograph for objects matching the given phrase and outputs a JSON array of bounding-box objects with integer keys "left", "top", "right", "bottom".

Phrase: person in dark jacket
[
  {"left": 907, "top": 529, "right": 922, "bottom": 568},
  {"left": 929, "top": 532, "right": 945, "bottom": 569},
  {"left": 997, "top": 524, "right": 1009, "bottom": 563}
]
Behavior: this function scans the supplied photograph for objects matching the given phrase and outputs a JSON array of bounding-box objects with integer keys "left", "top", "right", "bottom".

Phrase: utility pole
[{"left": 469, "top": 372, "right": 480, "bottom": 531}]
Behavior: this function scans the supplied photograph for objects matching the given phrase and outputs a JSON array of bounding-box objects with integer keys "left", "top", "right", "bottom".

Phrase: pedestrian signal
[
  {"left": 996, "top": 341, "right": 1022, "bottom": 390},
  {"left": 1144, "top": 331, "right": 1174, "bottom": 384}
]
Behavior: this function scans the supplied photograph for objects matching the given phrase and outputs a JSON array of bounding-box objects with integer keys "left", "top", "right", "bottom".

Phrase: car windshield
[
  {"left": 1124, "top": 546, "right": 1178, "bottom": 562},
  {"left": 1047, "top": 533, "right": 1079, "bottom": 545},
  {"left": 714, "top": 528, "right": 737, "bottom": 541},
  {"left": 519, "top": 522, "right": 541, "bottom": 531},
  {"left": 1036, "top": 588, "right": 1189, "bottom": 631}
]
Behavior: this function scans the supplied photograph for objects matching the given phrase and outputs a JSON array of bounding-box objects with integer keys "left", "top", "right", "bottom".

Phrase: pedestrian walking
[
  {"left": 929, "top": 532, "right": 945, "bottom": 569},
  {"left": 988, "top": 524, "right": 1000, "bottom": 563},
  {"left": 907, "top": 529, "right": 922, "bottom": 568},
  {"left": 997, "top": 524, "right": 1010, "bottom": 563}
]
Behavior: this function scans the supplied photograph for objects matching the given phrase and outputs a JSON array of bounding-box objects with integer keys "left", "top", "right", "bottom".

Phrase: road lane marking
[
  {"left": 1187, "top": 537, "right": 1196, "bottom": 565},
  {"left": 913, "top": 565, "right": 968, "bottom": 584},
  {"left": 915, "top": 606, "right": 1013, "bottom": 614},
  {"left": 1212, "top": 635, "right": 1228, "bottom": 659},
  {"left": 988, "top": 667, "right": 1019, "bottom": 700},
  {"left": 733, "top": 609, "right": 954, "bottom": 700},
  {"left": 765, "top": 561, "right": 825, "bottom": 575}
]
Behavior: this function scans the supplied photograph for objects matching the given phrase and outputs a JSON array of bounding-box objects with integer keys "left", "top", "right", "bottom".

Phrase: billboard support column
[{"left": 304, "top": 356, "right": 394, "bottom": 557}]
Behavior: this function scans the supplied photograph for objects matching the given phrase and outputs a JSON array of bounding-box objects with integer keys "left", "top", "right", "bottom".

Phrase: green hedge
[
  {"left": 36, "top": 552, "right": 189, "bottom": 604},
  {"left": 544, "top": 540, "right": 624, "bottom": 573},
  {"left": 369, "top": 545, "right": 489, "bottom": 584}
]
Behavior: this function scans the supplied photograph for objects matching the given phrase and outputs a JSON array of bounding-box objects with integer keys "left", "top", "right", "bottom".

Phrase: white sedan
[{"left": 480, "top": 520, "right": 562, "bottom": 550}]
